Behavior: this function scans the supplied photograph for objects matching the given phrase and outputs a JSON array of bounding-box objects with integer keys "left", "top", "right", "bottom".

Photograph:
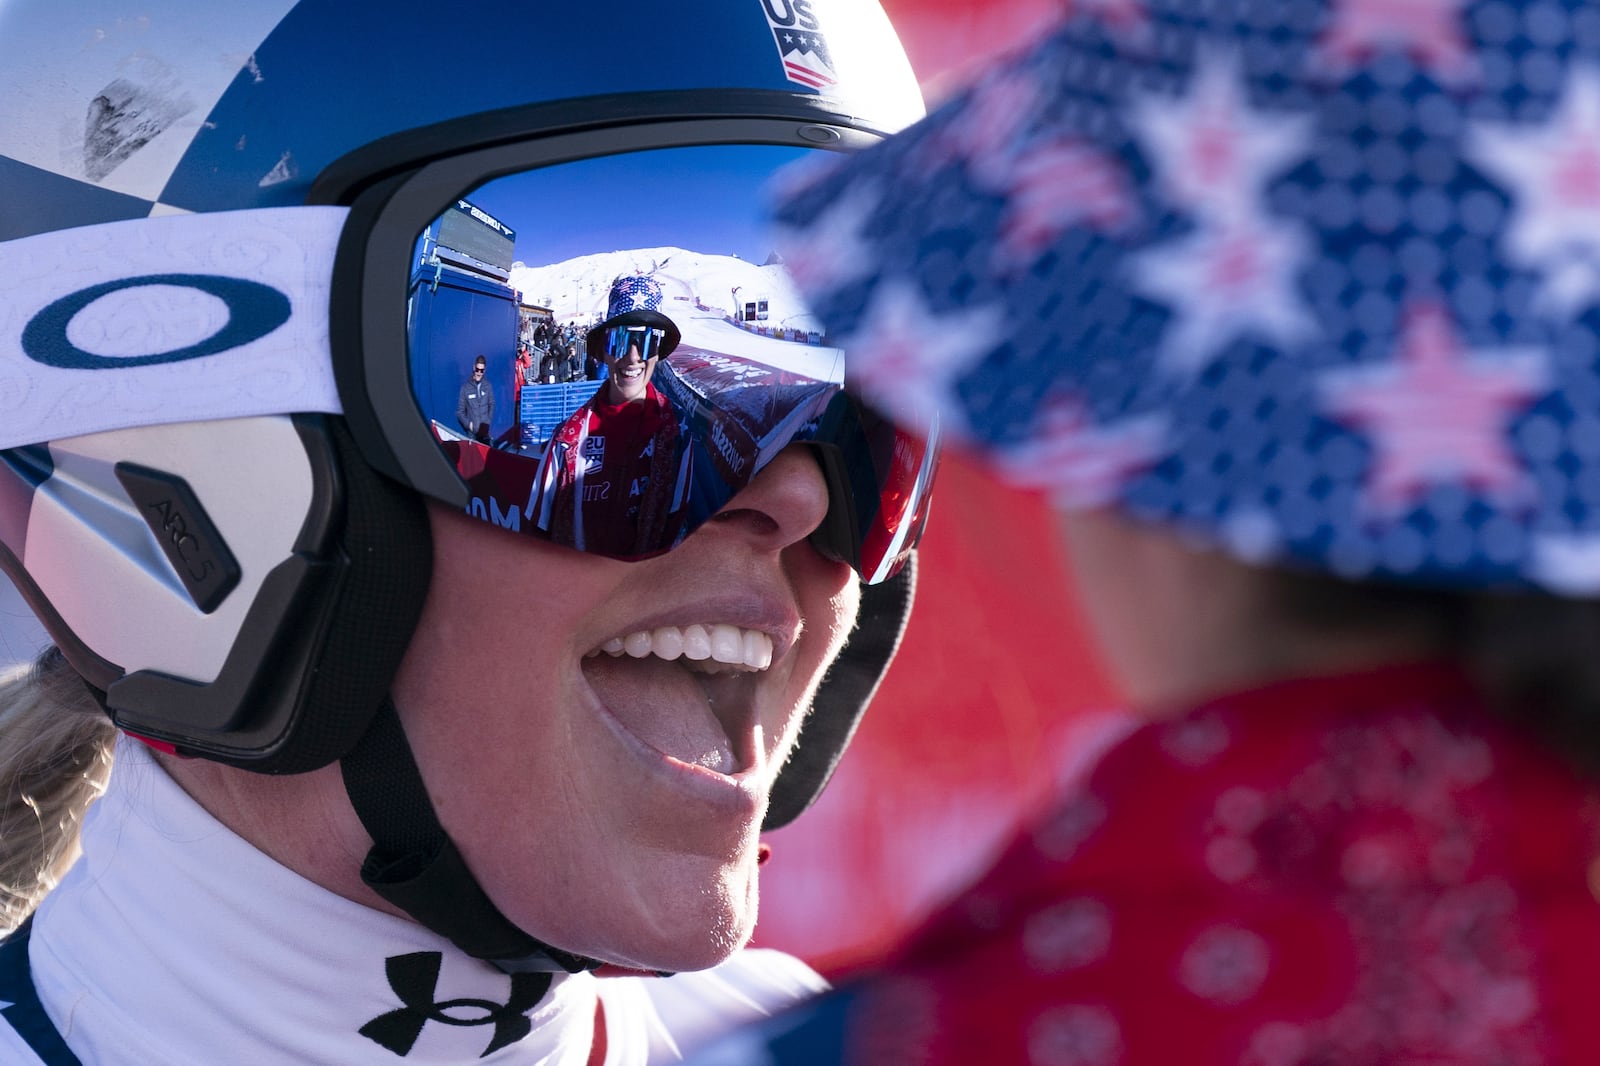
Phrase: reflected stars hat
[
  {"left": 586, "top": 273, "right": 682, "bottom": 359},
  {"left": 774, "top": 0, "right": 1600, "bottom": 596}
]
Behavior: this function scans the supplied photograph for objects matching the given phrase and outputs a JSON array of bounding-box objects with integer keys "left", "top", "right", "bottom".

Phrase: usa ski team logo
[
  {"left": 759, "top": 0, "right": 836, "bottom": 90},
  {"left": 579, "top": 434, "right": 606, "bottom": 475}
]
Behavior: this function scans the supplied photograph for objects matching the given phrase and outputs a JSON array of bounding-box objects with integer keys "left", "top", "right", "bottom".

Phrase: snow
[
  {"left": 510, "top": 246, "right": 844, "bottom": 381},
  {"left": 510, "top": 245, "right": 819, "bottom": 331},
  {"left": 677, "top": 316, "right": 845, "bottom": 381}
]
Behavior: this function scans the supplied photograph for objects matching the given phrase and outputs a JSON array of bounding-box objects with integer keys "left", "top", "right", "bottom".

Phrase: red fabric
[
  {"left": 544, "top": 383, "right": 682, "bottom": 558},
  {"left": 587, "top": 995, "right": 607, "bottom": 1066},
  {"left": 835, "top": 663, "right": 1600, "bottom": 1064},
  {"left": 514, "top": 346, "right": 535, "bottom": 415},
  {"left": 753, "top": 456, "right": 1120, "bottom": 973},
  {"left": 879, "top": 0, "right": 1061, "bottom": 100}
]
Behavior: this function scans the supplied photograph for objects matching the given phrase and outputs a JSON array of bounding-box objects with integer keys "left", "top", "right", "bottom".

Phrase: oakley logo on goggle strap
[
  {"left": 0, "top": 206, "right": 345, "bottom": 454},
  {"left": 604, "top": 326, "right": 666, "bottom": 361},
  {"left": 21, "top": 274, "right": 292, "bottom": 370}
]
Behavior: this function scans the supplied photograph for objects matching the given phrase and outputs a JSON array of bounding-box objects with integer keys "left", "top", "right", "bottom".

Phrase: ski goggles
[
  {"left": 604, "top": 326, "right": 667, "bottom": 362},
  {"left": 0, "top": 94, "right": 937, "bottom": 585}
]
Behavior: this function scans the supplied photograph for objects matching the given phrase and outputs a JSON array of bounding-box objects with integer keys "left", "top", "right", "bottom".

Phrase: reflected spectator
[
  {"left": 540, "top": 347, "right": 563, "bottom": 384},
  {"left": 513, "top": 344, "right": 536, "bottom": 421},
  {"left": 455, "top": 354, "right": 494, "bottom": 444}
]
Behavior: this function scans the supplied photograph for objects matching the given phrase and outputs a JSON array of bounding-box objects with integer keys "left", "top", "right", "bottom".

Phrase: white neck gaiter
[{"left": 29, "top": 738, "right": 600, "bottom": 1065}]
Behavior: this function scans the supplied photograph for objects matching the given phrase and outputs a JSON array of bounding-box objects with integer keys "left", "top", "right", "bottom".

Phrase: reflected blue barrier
[{"left": 517, "top": 381, "right": 601, "bottom": 447}]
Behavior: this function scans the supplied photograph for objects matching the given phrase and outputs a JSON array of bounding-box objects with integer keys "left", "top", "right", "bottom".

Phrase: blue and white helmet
[{"left": 0, "top": 0, "right": 924, "bottom": 969}]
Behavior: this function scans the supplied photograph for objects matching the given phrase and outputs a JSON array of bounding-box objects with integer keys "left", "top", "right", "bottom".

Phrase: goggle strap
[{"left": 0, "top": 206, "right": 347, "bottom": 452}]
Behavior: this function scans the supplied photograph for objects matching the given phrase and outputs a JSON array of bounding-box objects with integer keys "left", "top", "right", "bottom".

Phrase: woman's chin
[
  {"left": 548, "top": 885, "right": 759, "bottom": 973},
  {"left": 584, "top": 914, "right": 754, "bottom": 974}
]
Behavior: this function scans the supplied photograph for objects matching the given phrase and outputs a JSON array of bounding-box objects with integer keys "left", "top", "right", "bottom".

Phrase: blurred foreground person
[
  {"left": 700, "top": 1, "right": 1600, "bottom": 1062},
  {"left": 0, "top": 1, "right": 934, "bottom": 1061}
]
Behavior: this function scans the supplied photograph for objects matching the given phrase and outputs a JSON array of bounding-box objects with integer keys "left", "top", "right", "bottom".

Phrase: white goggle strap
[{"left": 0, "top": 206, "right": 349, "bottom": 452}]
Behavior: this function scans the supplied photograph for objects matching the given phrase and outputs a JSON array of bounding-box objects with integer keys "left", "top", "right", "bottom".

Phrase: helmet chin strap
[{"left": 338, "top": 697, "right": 600, "bottom": 975}]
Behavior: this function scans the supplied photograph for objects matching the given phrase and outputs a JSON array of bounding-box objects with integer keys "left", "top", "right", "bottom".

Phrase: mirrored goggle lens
[
  {"left": 606, "top": 326, "right": 664, "bottom": 362},
  {"left": 404, "top": 142, "right": 934, "bottom": 584}
]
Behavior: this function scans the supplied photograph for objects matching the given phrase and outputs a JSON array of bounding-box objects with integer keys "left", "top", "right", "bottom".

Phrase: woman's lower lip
[{"left": 584, "top": 681, "right": 764, "bottom": 816}]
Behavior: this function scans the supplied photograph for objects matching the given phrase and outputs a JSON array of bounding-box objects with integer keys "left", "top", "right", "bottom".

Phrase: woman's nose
[{"left": 708, "top": 444, "right": 830, "bottom": 554}]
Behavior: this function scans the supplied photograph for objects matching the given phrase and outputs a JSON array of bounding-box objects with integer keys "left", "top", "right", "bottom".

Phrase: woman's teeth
[{"left": 587, "top": 624, "right": 773, "bottom": 673}]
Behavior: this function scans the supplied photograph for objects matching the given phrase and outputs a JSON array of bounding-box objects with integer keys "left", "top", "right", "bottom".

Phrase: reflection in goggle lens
[{"left": 405, "top": 143, "right": 934, "bottom": 584}]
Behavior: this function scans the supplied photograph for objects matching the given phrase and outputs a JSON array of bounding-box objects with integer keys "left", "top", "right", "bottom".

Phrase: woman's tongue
[{"left": 583, "top": 652, "right": 738, "bottom": 773}]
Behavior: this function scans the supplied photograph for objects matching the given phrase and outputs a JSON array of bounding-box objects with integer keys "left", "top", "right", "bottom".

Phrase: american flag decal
[{"left": 760, "top": 3, "right": 836, "bottom": 91}]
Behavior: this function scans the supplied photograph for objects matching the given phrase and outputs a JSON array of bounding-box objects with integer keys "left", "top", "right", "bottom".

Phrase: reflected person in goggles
[
  {"left": 531, "top": 276, "right": 690, "bottom": 557},
  {"left": 422, "top": 154, "right": 936, "bottom": 582}
]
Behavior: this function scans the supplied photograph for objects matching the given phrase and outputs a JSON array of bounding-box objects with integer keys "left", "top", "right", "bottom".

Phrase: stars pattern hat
[
  {"left": 773, "top": 0, "right": 1600, "bottom": 596},
  {"left": 586, "top": 273, "right": 682, "bottom": 360}
]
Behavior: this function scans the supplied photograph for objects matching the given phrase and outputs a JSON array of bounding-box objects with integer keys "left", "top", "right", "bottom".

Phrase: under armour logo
[{"left": 360, "top": 952, "right": 553, "bottom": 1058}]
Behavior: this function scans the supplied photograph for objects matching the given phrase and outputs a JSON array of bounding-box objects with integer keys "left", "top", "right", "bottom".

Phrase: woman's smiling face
[
  {"left": 604, "top": 339, "right": 658, "bottom": 404},
  {"left": 390, "top": 445, "right": 859, "bottom": 972}
]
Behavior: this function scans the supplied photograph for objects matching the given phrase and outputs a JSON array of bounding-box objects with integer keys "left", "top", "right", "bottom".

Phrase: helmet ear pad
[
  {"left": 100, "top": 417, "right": 435, "bottom": 775},
  {"left": 763, "top": 553, "right": 916, "bottom": 830},
  {"left": 260, "top": 418, "right": 435, "bottom": 773}
]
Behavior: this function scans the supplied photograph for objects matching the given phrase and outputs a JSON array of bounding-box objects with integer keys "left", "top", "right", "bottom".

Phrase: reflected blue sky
[{"left": 463, "top": 144, "right": 820, "bottom": 268}]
